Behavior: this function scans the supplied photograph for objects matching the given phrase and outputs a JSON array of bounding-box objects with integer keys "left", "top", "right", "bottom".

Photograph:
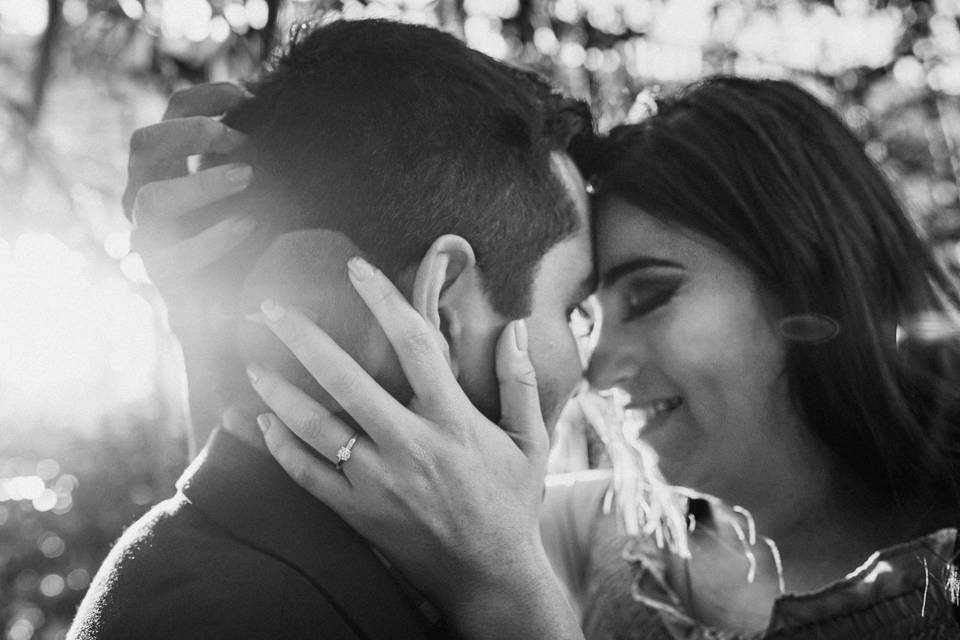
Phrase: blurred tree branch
[
  {"left": 262, "top": 0, "right": 283, "bottom": 60},
  {"left": 28, "top": 0, "right": 62, "bottom": 128}
]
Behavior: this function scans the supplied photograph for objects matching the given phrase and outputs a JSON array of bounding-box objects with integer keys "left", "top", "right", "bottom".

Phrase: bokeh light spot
[
  {"left": 36, "top": 459, "right": 60, "bottom": 481},
  {"left": 209, "top": 15, "right": 230, "bottom": 42},
  {"left": 32, "top": 488, "right": 58, "bottom": 512},
  {"left": 40, "top": 574, "right": 65, "bottom": 598},
  {"left": 129, "top": 484, "right": 154, "bottom": 506},
  {"left": 8, "top": 619, "right": 35, "bottom": 640},
  {"left": 39, "top": 533, "right": 66, "bottom": 559},
  {"left": 245, "top": 0, "right": 269, "bottom": 30},
  {"left": 120, "top": 0, "right": 145, "bottom": 20},
  {"left": 0, "top": 0, "right": 49, "bottom": 37},
  {"left": 62, "top": 0, "right": 89, "bottom": 26},
  {"left": 67, "top": 568, "right": 91, "bottom": 591}
]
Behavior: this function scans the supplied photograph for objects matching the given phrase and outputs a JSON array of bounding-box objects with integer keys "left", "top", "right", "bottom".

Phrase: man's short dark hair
[{"left": 215, "top": 18, "right": 592, "bottom": 316}]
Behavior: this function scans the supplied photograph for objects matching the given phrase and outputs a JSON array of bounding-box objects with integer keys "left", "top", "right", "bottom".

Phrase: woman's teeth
[{"left": 634, "top": 396, "right": 683, "bottom": 419}]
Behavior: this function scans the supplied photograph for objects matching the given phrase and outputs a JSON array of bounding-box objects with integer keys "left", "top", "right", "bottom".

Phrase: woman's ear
[{"left": 411, "top": 235, "right": 496, "bottom": 379}]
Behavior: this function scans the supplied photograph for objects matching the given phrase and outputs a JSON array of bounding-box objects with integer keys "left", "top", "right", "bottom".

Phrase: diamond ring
[{"left": 334, "top": 433, "right": 360, "bottom": 471}]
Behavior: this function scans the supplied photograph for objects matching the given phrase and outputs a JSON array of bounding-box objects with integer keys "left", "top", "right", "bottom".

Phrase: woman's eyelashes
[{"left": 622, "top": 278, "right": 681, "bottom": 321}]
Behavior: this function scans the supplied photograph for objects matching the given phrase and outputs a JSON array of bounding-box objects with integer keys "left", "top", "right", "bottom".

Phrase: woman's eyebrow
[{"left": 600, "top": 257, "right": 683, "bottom": 287}]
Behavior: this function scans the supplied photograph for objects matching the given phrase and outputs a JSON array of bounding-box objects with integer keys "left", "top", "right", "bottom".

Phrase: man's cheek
[{"left": 533, "top": 347, "right": 582, "bottom": 432}]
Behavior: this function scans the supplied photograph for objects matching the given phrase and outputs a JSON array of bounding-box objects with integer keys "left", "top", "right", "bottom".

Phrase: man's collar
[{"left": 176, "top": 428, "right": 438, "bottom": 639}]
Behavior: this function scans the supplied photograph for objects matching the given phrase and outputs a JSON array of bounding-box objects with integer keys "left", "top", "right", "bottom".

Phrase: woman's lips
[{"left": 625, "top": 396, "right": 683, "bottom": 432}]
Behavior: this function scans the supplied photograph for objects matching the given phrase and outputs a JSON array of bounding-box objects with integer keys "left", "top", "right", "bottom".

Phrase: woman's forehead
[{"left": 594, "top": 198, "right": 713, "bottom": 272}]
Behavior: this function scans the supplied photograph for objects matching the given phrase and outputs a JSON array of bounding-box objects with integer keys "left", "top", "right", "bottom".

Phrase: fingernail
[
  {"left": 232, "top": 217, "right": 256, "bottom": 235},
  {"left": 514, "top": 319, "right": 528, "bottom": 352},
  {"left": 226, "top": 164, "right": 253, "bottom": 186},
  {"left": 223, "top": 127, "right": 248, "bottom": 147},
  {"left": 244, "top": 310, "right": 268, "bottom": 324},
  {"left": 256, "top": 414, "right": 271, "bottom": 433},
  {"left": 347, "top": 256, "right": 375, "bottom": 282},
  {"left": 260, "top": 299, "right": 285, "bottom": 322},
  {"left": 246, "top": 363, "right": 263, "bottom": 385}
]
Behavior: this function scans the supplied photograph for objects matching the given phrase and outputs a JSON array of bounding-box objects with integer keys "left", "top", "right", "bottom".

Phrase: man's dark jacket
[{"left": 68, "top": 429, "right": 446, "bottom": 639}]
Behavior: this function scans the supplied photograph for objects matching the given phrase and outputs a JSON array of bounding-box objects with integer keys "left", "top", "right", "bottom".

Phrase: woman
[{"left": 253, "top": 77, "right": 960, "bottom": 637}]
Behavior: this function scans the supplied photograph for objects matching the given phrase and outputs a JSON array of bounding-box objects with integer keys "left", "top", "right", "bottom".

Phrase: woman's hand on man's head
[
  {"left": 125, "top": 82, "right": 255, "bottom": 314},
  {"left": 238, "top": 257, "right": 586, "bottom": 639}
]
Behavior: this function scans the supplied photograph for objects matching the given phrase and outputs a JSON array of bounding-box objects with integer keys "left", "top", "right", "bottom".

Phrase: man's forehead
[
  {"left": 548, "top": 151, "right": 594, "bottom": 288},
  {"left": 550, "top": 151, "right": 590, "bottom": 228},
  {"left": 530, "top": 152, "right": 595, "bottom": 298}
]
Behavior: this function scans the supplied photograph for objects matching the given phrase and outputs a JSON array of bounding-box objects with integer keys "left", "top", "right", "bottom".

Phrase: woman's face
[{"left": 587, "top": 197, "right": 798, "bottom": 496}]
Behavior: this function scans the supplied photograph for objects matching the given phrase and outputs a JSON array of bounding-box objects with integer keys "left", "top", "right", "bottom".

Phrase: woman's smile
[{"left": 626, "top": 395, "right": 684, "bottom": 435}]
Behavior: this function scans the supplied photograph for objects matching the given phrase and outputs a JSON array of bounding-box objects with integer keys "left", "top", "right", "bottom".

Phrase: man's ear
[{"left": 411, "top": 235, "right": 498, "bottom": 379}]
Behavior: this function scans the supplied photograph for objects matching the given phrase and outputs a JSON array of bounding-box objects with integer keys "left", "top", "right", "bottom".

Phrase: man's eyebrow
[{"left": 600, "top": 257, "right": 683, "bottom": 287}]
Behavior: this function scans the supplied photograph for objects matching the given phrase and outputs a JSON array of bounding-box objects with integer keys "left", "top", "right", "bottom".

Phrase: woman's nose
[{"left": 586, "top": 327, "right": 638, "bottom": 392}]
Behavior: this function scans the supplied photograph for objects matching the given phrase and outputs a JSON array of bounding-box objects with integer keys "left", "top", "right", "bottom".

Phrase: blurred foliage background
[{"left": 1, "top": 0, "right": 960, "bottom": 638}]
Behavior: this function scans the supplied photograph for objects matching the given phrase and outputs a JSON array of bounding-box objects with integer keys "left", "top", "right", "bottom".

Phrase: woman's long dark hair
[{"left": 582, "top": 76, "right": 960, "bottom": 520}]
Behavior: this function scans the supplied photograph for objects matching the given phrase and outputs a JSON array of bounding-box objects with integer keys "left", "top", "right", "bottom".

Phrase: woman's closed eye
[{"left": 623, "top": 279, "right": 680, "bottom": 321}]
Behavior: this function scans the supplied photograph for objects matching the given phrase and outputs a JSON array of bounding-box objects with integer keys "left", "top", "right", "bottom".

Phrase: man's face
[
  {"left": 455, "top": 153, "right": 594, "bottom": 432},
  {"left": 235, "top": 231, "right": 399, "bottom": 412},
  {"left": 236, "top": 153, "right": 593, "bottom": 434},
  {"left": 524, "top": 154, "right": 594, "bottom": 430}
]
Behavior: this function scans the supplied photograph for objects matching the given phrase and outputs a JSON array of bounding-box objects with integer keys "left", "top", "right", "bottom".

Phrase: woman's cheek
[{"left": 661, "top": 302, "right": 728, "bottom": 371}]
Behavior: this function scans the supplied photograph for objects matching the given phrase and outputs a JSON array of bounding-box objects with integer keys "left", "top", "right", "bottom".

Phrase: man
[{"left": 69, "top": 19, "right": 594, "bottom": 640}]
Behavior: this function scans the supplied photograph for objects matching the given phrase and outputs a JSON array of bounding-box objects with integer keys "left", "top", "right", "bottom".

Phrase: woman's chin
[{"left": 638, "top": 411, "right": 699, "bottom": 488}]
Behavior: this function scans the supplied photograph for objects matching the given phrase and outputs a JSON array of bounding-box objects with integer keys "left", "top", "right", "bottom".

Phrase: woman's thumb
[{"left": 495, "top": 319, "right": 548, "bottom": 459}]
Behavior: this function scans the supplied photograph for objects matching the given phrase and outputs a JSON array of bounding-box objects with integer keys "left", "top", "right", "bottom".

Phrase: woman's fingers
[
  {"left": 124, "top": 82, "right": 250, "bottom": 219},
  {"left": 128, "top": 117, "right": 247, "bottom": 177},
  {"left": 346, "top": 256, "right": 462, "bottom": 406},
  {"left": 246, "top": 364, "right": 361, "bottom": 464},
  {"left": 124, "top": 117, "right": 247, "bottom": 217},
  {"left": 139, "top": 216, "right": 256, "bottom": 288},
  {"left": 253, "top": 301, "right": 410, "bottom": 437},
  {"left": 162, "top": 82, "right": 249, "bottom": 120},
  {"left": 131, "top": 163, "right": 253, "bottom": 229},
  {"left": 495, "top": 319, "right": 549, "bottom": 460},
  {"left": 258, "top": 413, "right": 353, "bottom": 501}
]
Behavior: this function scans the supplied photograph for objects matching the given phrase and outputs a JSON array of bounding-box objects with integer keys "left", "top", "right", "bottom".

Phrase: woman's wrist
[{"left": 443, "top": 540, "right": 583, "bottom": 640}]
